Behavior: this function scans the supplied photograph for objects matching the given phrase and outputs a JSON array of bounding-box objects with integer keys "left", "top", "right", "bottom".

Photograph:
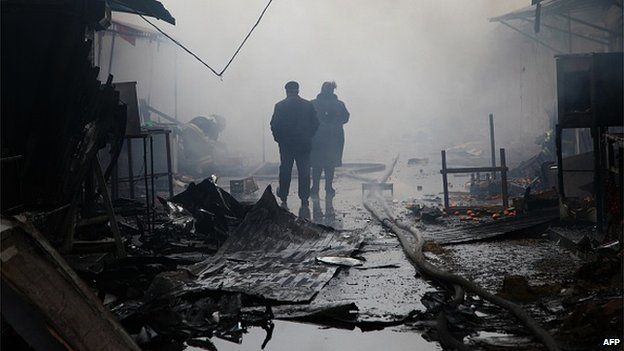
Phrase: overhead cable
[{"left": 111, "top": 0, "right": 274, "bottom": 78}]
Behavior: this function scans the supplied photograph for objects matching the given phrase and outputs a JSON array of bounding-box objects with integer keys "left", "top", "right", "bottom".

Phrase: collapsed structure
[{"left": 1, "top": 0, "right": 622, "bottom": 350}]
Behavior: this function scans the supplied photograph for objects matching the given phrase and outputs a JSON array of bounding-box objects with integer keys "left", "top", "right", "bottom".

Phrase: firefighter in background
[{"left": 178, "top": 115, "right": 227, "bottom": 176}]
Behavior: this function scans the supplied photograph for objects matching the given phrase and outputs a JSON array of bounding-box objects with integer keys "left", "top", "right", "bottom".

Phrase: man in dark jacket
[
  {"left": 270, "top": 81, "right": 319, "bottom": 208},
  {"left": 310, "top": 81, "right": 350, "bottom": 199}
]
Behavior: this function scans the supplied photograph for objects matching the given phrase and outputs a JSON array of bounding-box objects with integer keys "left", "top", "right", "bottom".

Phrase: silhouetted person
[
  {"left": 310, "top": 81, "right": 350, "bottom": 199},
  {"left": 270, "top": 81, "right": 319, "bottom": 208}
]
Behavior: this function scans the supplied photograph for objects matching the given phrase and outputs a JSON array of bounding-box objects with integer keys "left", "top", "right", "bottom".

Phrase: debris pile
[{"left": 71, "top": 184, "right": 363, "bottom": 348}]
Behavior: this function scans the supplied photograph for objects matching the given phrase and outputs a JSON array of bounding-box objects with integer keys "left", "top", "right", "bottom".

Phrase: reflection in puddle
[{"left": 186, "top": 320, "right": 440, "bottom": 351}]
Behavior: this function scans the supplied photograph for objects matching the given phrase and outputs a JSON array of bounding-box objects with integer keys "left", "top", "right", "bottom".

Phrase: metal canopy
[
  {"left": 107, "top": 0, "right": 175, "bottom": 25},
  {"left": 489, "top": 0, "right": 615, "bottom": 23},
  {"left": 489, "top": 0, "right": 620, "bottom": 53}
]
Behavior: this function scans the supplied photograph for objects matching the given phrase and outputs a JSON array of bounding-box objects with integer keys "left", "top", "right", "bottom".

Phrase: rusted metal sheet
[
  {"left": 426, "top": 209, "right": 559, "bottom": 245},
  {"left": 189, "top": 187, "right": 362, "bottom": 303},
  {"left": 0, "top": 216, "right": 140, "bottom": 351}
]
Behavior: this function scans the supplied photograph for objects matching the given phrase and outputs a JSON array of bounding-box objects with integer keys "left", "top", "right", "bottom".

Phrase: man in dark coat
[
  {"left": 310, "top": 81, "right": 350, "bottom": 199},
  {"left": 270, "top": 81, "right": 319, "bottom": 208}
]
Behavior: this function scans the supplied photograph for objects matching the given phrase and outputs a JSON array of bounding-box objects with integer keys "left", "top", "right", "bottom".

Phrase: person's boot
[{"left": 298, "top": 205, "right": 310, "bottom": 220}]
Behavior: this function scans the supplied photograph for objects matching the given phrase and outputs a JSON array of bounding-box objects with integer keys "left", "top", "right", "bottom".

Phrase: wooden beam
[
  {"left": 94, "top": 157, "right": 126, "bottom": 257},
  {"left": 1, "top": 217, "right": 139, "bottom": 350}
]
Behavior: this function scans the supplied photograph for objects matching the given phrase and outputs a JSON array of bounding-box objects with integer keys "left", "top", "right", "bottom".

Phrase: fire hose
[{"left": 361, "top": 158, "right": 560, "bottom": 351}]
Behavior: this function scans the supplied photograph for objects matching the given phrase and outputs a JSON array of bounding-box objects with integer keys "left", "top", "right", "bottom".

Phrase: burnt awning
[{"left": 107, "top": 0, "right": 175, "bottom": 25}]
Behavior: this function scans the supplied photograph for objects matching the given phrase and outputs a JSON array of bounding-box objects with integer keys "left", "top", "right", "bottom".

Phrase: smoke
[{"left": 110, "top": 0, "right": 559, "bottom": 165}]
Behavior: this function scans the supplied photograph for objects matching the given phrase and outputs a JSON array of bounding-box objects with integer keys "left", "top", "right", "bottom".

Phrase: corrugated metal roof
[{"left": 187, "top": 187, "right": 363, "bottom": 303}]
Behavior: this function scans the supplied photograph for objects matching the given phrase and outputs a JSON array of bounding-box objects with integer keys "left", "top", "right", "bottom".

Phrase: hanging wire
[{"left": 132, "top": 0, "right": 275, "bottom": 78}]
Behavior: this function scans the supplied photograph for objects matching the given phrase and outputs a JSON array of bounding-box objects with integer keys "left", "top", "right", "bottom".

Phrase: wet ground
[
  {"left": 439, "top": 239, "right": 583, "bottom": 292},
  {"left": 188, "top": 320, "right": 440, "bottom": 351},
  {"left": 213, "top": 143, "right": 588, "bottom": 350}
]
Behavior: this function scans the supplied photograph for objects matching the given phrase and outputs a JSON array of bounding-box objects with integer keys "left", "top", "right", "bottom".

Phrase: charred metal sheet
[
  {"left": 189, "top": 186, "right": 362, "bottom": 303},
  {"left": 426, "top": 209, "right": 559, "bottom": 245},
  {"left": 309, "top": 237, "right": 434, "bottom": 324}
]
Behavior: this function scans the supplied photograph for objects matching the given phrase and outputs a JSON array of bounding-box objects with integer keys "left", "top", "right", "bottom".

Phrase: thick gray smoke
[{"left": 109, "top": 0, "right": 558, "bottom": 165}]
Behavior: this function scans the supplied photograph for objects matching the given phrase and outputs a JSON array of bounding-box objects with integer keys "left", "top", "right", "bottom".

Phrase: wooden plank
[
  {"left": 1, "top": 217, "right": 139, "bottom": 350},
  {"left": 94, "top": 158, "right": 126, "bottom": 257}
]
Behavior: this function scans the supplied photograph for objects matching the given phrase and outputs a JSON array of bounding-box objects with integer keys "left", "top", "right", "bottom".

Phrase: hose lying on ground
[{"left": 361, "top": 158, "right": 560, "bottom": 351}]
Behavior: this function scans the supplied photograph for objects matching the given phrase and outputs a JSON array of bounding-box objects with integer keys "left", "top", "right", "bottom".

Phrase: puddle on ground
[
  {"left": 466, "top": 331, "right": 534, "bottom": 348},
  {"left": 185, "top": 320, "right": 441, "bottom": 351}
]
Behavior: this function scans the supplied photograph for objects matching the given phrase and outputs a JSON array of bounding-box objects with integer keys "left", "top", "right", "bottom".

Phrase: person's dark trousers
[
  {"left": 311, "top": 166, "right": 335, "bottom": 197},
  {"left": 277, "top": 144, "right": 311, "bottom": 202}
]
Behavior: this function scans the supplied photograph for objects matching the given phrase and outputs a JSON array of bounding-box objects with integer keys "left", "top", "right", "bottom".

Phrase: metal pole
[
  {"left": 143, "top": 137, "right": 150, "bottom": 234},
  {"left": 97, "top": 31, "right": 103, "bottom": 68},
  {"left": 499, "top": 21, "right": 564, "bottom": 54},
  {"left": 150, "top": 135, "right": 156, "bottom": 230},
  {"left": 441, "top": 150, "right": 449, "bottom": 209},
  {"left": 557, "top": 13, "right": 618, "bottom": 36},
  {"left": 567, "top": 11, "right": 573, "bottom": 53},
  {"left": 593, "top": 128, "right": 605, "bottom": 233},
  {"left": 107, "top": 32, "right": 116, "bottom": 77},
  {"left": 127, "top": 138, "right": 135, "bottom": 199},
  {"left": 555, "top": 125, "right": 565, "bottom": 199},
  {"left": 500, "top": 148, "right": 509, "bottom": 209},
  {"left": 489, "top": 113, "right": 496, "bottom": 178},
  {"left": 165, "top": 131, "right": 174, "bottom": 197},
  {"left": 174, "top": 49, "right": 178, "bottom": 121},
  {"left": 519, "top": 18, "right": 610, "bottom": 46}
]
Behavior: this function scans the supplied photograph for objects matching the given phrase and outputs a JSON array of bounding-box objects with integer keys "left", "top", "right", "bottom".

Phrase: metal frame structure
[
  {"left": 440, "top": 148, "right": 509, "bottom": 210},
  {"left": 489, "top": 0, "right": 622, "bottom": 53},
  {"left": 111, "top": 129, "right": 174, "bottom": 233},
  {"left": 555, "top": 52, "right": 623, "bottom": 233}
]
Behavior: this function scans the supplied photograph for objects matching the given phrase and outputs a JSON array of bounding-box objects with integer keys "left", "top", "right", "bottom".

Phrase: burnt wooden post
[
  {"left": 500, "top": 148, "right": 509, "bottom": 208},
  {"left": 441, "top": 150, "right": 449, "bottom": 209}
]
